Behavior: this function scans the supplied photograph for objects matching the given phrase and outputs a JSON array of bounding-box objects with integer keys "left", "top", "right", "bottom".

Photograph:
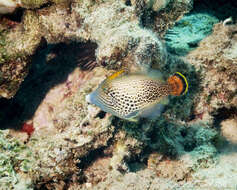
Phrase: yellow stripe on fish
[
  {"left": 107, "top": 69, "right": 127, "bottom": 81},
  {"left": 175, "top": 72, "right": 188, "bottom": 95}
]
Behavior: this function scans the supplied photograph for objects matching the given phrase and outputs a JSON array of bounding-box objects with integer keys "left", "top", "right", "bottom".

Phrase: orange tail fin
[{"left": 167, "top": 72, "right": 188, "bottom": 96}]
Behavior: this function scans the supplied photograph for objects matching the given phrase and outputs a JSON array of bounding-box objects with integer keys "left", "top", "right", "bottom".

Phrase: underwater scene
[{"left": 0, "top": 0, "right": 237, "bottom": 189}]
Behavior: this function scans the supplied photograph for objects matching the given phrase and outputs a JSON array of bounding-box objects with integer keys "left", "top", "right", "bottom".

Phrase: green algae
[{"left": 0, "top": 130, "right": 34, "bottom": 190}]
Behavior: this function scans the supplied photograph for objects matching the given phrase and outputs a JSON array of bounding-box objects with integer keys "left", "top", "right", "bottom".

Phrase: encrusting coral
[
  {"left": 0, "top": 11, "right": 42, "bottom": 98},
  {"left": 186, "top": 22, "right": 237, "bottom": 124}
]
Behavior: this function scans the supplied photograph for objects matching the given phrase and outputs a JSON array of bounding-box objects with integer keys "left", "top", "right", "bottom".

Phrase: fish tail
[{"left": 167, "top": 72, "right": 188, "bottom": 96}]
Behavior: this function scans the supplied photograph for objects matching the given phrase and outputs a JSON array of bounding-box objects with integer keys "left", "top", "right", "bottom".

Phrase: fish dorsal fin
[
  {"left": 159, "top": 96, "right": 169, "bottom": 105},
  {"left": 100, "top": 68, "right": 128, "bottom": 90},
  {"left": 107, "top": 68, "right": 128, "bottom": 81}
]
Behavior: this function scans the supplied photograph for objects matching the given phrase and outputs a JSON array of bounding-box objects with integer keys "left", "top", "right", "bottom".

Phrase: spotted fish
[{"left": 86, "top": 69, "right": 188, "bottom": 121}]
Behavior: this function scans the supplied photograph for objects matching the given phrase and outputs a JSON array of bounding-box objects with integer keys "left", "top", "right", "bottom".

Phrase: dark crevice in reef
[
  {"left": 127, "top": 159, "right": 146, "bottom": 173},
  {"left": 125, "top": 0, "right": 132, "bottom": 6},
  {"left": 193, "top": 0, "right": 237, "bottom": 21},
  {"left": 2, "top": 8, "right": 24, "bottom": 23},
  {"left": 37, "top": 2, "right": 54, "bottom": 9},
  {"left": 213, "top": 106, "right": 237, "bottom": 129},
  {"left": 71, "top": 119, "right": 120, "bottom": 185},
  {"left": 76, "top": 131, "right": 118, "bottom": 184},
  {"left": 77, "top": 147, "right": 106, "bottom": 171},
  {"left": 140, "top": 8, "right": 157, "bottom": 28},
  {"left": 126, "top": 145, "right": 151, "bottom": 173},
  {"left": 96, "top": 111, "right": 106, "bottom": 119},
  {"left": 0, "top": 41, "right": 97, "bottom": 130},
  {"left": 76, "top": 147, "right": 108, "bottom": 185}
]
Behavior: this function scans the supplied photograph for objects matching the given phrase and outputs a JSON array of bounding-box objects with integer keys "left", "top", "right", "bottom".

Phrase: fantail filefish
[{"left": 86, "top": 69, "right": 188, "bottom": 122}]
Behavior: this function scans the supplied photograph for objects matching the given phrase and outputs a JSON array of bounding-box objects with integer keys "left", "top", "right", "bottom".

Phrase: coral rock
[
  {"left": 0, "top": 0, "right": 17, "bottom": 14},
  {"left": 186, "top": 23, "right": 237, "bottom": 123},
  {"left": 221, "top": 118, "right": 237, "bottom": 144}
]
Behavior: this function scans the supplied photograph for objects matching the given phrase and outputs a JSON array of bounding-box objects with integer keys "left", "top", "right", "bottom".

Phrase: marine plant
[{"left": 0, "top": 130, "right": 34, "bottom": 190}]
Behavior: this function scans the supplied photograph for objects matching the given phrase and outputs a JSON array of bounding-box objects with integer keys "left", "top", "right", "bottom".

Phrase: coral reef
[
  {"left": 0, "top": 57, "right": 116, "bottom": 188},
  {"left": 186, "top": 23, "right": 237, "bottom": 123},
  {"left": 0, "top": 10, "right": 42, "bottom": 98},
  {"left": 0, "top": 0, "right": 68, "bottom": 13},
  {"left": 0, "top": 0, "right": 236, "bottom": 189},
  {"left": 221, "top": 117, "right": 237, "bottom": 144},
  {"left": 0, "top": 0, "right": 191, "bottom": 98},
  {"left": 131, "top": 0, "right": 193, "bottom": 37}
]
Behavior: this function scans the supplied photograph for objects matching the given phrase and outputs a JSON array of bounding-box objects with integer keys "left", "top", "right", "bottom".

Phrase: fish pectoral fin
[
  {"left": 159, "top": 97, "right": 169, "bottom": 105},
  {"left": 126, "top": 117, "right": 139, "bottom": 122},
  {"left": 101, "top": 68, "right": 129, "bottom": 90},
  {"left": 139, "top": 103, "right": 165, "bottom": 120},
  {"left": 124, "top": 110, "right": 140, "bottom": 122}
]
